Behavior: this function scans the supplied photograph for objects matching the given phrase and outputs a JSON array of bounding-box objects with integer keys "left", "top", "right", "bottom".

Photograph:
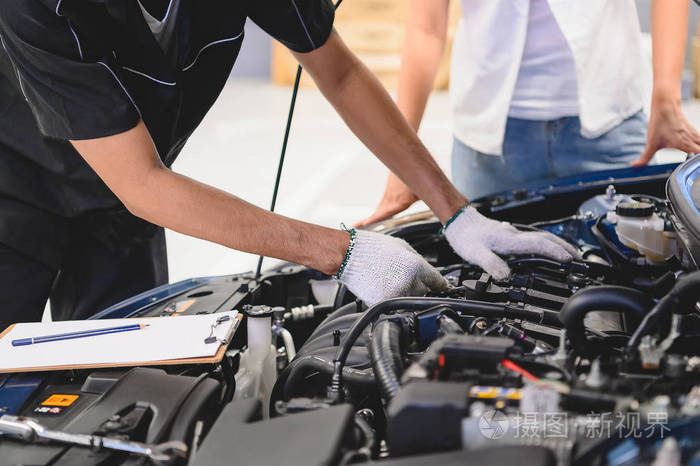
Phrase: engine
[
  {"left": 263, "top": 164, "right": 700, "bottom": 466},
  {"left": 3, "top": 162, "right": 700, "bottom": 466}
]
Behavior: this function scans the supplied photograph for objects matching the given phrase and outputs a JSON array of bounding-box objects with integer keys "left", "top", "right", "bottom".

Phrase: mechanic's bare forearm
[
  {"left": 135, "top": 168, "right": 348, "bottom": 274},
  {"left": 71, "top": 124, "right": 348, "bottom": 276},
  {"left": 650, "top": 0, "right": 688, "bottom": 102},
  {"left": 296, "top": 32, "right": 467, "bottom": 223}
]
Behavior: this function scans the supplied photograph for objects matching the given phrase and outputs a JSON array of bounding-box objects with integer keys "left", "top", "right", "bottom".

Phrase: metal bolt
[{"left": 605, "top": 184, "right": 616, "bottom": 200}]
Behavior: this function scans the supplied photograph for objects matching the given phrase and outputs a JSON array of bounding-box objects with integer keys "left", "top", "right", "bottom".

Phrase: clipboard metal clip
[{"left": 204, "top": 315, "right": 231, "bottom": 345}]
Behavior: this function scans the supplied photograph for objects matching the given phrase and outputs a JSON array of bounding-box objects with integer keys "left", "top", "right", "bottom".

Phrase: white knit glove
[
  {"left": 443, "top": 206, "right": 580, "bottom": 280},
  {"left": 335, "top": 230, "right": 448, "bottom": 306}
]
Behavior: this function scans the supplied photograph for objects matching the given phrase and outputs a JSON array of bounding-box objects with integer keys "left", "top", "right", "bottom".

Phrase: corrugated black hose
[{"left": 368, "top": 319, "right": 404, "bottom": 401}]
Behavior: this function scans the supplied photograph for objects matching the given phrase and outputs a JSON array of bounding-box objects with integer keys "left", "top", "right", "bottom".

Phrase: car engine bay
[{"left": 2, "top": 159, "right": 700, "bottom": 465}]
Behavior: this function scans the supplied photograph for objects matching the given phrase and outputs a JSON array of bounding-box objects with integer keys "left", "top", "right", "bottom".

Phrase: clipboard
[{"left": 0, "top": 312, "right": 242, "bottom": 374}]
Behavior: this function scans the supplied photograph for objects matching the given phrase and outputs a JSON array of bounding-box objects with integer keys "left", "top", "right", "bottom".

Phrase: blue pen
[{"left": 12, "top": 324, "right": 149, "bottom": 347}]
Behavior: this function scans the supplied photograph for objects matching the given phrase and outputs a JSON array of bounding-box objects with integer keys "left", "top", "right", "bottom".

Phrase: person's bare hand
[
  {"left": 632, "top": 95, "right": 700, "bottom": 166},
  {"left": 355, "top": 174, "right": 419, "bottom": 227}
]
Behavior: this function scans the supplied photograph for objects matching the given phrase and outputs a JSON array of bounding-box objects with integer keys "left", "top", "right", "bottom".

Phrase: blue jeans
[{"left": 451, "top": 111, "right": 648, "bottom": 200}]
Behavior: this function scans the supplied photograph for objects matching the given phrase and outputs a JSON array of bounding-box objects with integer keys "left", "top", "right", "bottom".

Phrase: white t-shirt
[
  {"left": 508, "top": 0, "right": 579, "bottom": 120},
  {"left": 449, "top": 0, "right": 651, "bottom": 156}
]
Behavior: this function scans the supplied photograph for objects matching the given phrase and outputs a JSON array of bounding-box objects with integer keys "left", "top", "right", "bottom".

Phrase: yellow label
[
  {"left": 470, "top": 386, "right": 522, "bottom": 400},
  {"left": 42, "top": 394, "right": 79, "bottom": 407}
]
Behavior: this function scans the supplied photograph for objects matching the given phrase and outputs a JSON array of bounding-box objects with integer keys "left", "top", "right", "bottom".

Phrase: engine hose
[
  {"left": 368, "top": 320, "right": 404, "bottom": 401},
  {"left": 308, "top": 312, "right": 361, "bottom": 342},
  {"left": 294, "top": 346, "right": 372, "bottom": 375},
  {"left": 270, "top": 346, "right": 373, "bottom": 412},
  {"left": 437, "top": 313, "right": 465, "bottom": 336},
  {"left": 302, "top": 345, "right": 370, "bottom": 365},
  {"left": 282, "top": 353, "right": 375, "bottom": 400},
  {"left": 296, "top": 329, "right": 368, "bottom": 358},
  {"left": 591, "top": 215, "right": 629, "bottom": 268},
  {"left": 639, "top": 271, "right": 676, "bottom": 298},
  {"left": 333, "top": 284, "right": 355, "bottom": 310},
  {"left": 627, "top": 270, "right": 700, "bottom": 349},
  {"left": 558, "top": 286, "right": 654, "bottom": 357},
  {"left": 278, "top": 327, "right": 296, "bottom": 361},
  {"left": 508, "top": 257, "right": 570, "bottom": 269},
  {"left": 327, "top": 297, "right": 508, "bottom": 401},
  {"left": 325, "top": 300, "right": 361, "bottom": 321}
]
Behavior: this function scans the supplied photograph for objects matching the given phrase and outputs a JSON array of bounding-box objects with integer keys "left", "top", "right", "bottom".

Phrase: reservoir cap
[
  {"left": 242, "top": 304, "right": 273, "bottom": 318},
  {"left": 616, "top": 201, "right": 654, "bottom": 218}
]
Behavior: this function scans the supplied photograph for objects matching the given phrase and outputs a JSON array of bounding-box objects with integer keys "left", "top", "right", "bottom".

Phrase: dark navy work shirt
[{"left": 0, "top": 0, "right": 334, "bottom": 267}]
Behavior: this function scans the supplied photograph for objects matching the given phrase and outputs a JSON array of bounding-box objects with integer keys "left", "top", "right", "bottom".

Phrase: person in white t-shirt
[{"left": 358, "top": 0, "right": 700, "bottom": 226}]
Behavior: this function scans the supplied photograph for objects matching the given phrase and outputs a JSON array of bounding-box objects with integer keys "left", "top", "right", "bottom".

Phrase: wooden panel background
[{"left": 271, "top": 0, "right": 461, "bottom": 90}]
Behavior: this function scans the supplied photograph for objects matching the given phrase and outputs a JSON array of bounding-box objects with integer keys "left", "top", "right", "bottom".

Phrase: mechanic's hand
[
  {"left": 355, "top": 174, "right": 418, "bottom": 227},
  {"left": 443, "top": 206, "right": 580, "bottom": 280},
  {"left": 632, "top": 96, "right": 700, "bottom": 166},
  {"left": 336, "top": 230, "right": 448, "bottom": 305}
]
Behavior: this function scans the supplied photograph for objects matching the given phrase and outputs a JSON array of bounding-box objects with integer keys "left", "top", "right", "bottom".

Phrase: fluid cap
[
  {"left": 242, "top": 304, "right": 273, "bottom": 318},
  {"left": 615, "top": 201, "right": 653, "bottom": 218}
]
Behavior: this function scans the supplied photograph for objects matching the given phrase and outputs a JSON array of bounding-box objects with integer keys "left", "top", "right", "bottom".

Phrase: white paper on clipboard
[{"left": 0, "top": 311, "right": 238, "bottom": 372}]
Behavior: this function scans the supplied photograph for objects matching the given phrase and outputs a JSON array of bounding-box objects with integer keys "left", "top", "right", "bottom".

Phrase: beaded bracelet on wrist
[
  {"left": 440, "top": 205, "right": 469, "bottom": 235},
  {"left": 333, "top": 227, "right": 357, "bottom": 280}
]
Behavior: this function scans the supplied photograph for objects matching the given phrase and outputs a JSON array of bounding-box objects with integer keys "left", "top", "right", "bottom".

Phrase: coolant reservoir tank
[
  {"left": 233, "top": 305, "right": 277, "bottom": 416},
  {"left": 608, "top": 202, "right": 676, "bottom": 263}
]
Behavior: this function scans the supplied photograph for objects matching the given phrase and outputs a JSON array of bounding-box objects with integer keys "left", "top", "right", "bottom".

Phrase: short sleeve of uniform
[
  {"left": 247, "top": 0, "right": 334, "bottom": 53},
  {"left": 0, "top": 1, "right": 139, "bottom": 140}
]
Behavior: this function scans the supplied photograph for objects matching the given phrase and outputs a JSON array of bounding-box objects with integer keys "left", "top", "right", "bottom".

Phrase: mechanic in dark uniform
[{"left": 0, "top": 0, "right": 577, "bottom": 329}]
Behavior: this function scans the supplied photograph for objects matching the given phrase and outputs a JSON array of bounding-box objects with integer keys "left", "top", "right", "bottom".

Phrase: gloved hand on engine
[
  {"left": 335, "top": 229, "right": 448, "bottom": 305},
  {"left": 336, "top": 205, "right": 578, "bottom": 305},
  {"left": 443, "top": 205, "right": 579, "bottom": 280}
]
